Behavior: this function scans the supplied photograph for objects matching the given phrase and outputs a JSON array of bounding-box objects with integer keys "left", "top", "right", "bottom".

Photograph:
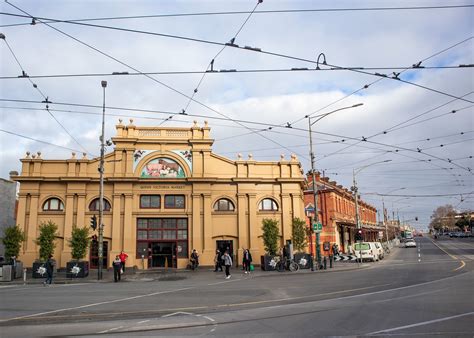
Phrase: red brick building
[{"left": 304, "top": 173, "right": 381, "bottom": 255}]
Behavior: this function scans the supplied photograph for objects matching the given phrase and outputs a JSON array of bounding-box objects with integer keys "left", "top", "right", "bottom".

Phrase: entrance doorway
[
  {"left": 216, "top": 240, "right": 234, "bottom": 266},
  {"left": 89, "top": 240, "right": 108, "bottom": 269},
  {"left": 149, "top": 242, "right": 176, "bottom": 268}
]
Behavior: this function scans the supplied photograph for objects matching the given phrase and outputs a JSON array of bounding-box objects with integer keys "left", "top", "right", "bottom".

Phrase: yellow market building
[{"left": 11, "top": 120, "right": 306, "bottom": 269}]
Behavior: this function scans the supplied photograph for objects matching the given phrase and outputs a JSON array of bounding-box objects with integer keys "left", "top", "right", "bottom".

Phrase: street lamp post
[
  {"left": 98, "top": 80, "right": 107, "bottom": 280},
  {"left": 352, "top": 160, "right": 392, "bottom": 266},
  {"left": 308, "top": 103, "right": 363, "bottom": 270}
]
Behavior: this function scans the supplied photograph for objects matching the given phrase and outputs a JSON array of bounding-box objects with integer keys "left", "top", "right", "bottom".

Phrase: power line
[
  {"left": 162, "top": 0, "right": 261, "bottom": 126},
  {"left": 0, "top": 128, "right": 95, "bottom": 156},
  {"left": 3, "top": 8, "right": 472, "bottom": 105},
  {"left": 1, "top": 4, "right": 472, "bottom": 27},
  {"left": 5, "top": 1, "right": 307, "bottom": 161},
  {"left": 368, "top": 192, "right": 474, "bottom": 198},
  {"left": 1, "top": 65, "right": 469, "bottom": 80},
  {"left": 1, "top": 32, "right": 93, "bottom": 156},
  {"left": 1, "top": 96, "right": 470, "bottom": 171}
]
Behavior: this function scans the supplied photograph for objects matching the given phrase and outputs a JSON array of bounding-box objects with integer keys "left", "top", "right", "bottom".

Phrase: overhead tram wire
[
  {"left": 1, "top": 4, "right": 473, "bottom": 27},
  {"left": 1, "top": 32, "right": 93, "bottom": 156},
  {"left": 5, "top": 1, "right": 307, "bottom": 161},
  {"left": 0, "top": 65, "right": 469, "bottom": 80},
  {"left": 2, "top": 9, "right": 472, "bottom": 105},
  {"left": 162, "top": 0, "right": 262, "bottom": 126},
  {"left": 0, "top": 128, "right": 96, "bottom": 156},
  {"left": 0, "top": 97, "right": 470, "bottom": 171}
]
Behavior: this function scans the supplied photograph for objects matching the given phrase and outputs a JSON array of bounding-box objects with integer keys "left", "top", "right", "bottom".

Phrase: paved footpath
[{"left": 1, "top": 257, "right": 369, "bottom": 286}]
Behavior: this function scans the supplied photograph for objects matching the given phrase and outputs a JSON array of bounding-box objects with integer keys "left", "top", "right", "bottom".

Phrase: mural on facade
[
  {"left": 134, "top": 150, "right": 192, "bottom": 173},
  {"left": 141, "top": 158, "right": 185, "bottom": 178}
]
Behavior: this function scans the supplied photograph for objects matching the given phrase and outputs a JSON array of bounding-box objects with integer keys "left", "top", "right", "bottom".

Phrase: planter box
[
  {"left": 260, "top": 255, "right": 276, "bottom": 271},
  {"left": 66, "top": 261, "right": 89, "bottom": 278},
  {"left": 32, "top": 262, "right": 47, "bottom": 279},
  {"left": 294, "top": 253, "right": 311, "bottom": 269}
]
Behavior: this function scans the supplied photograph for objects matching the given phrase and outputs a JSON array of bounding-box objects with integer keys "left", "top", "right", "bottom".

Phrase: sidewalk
[{"left": 1, "top": 260, "right": 366, "bottom": 285}]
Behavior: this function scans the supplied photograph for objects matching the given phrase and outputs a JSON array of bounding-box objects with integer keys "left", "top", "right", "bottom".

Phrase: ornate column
[
  {"left": 191, "top": 193, "right": 202, "bottom": 253},
  {"left": 202, "top": 193, "right": 213, "bottom": 261},
  {"left": 281, "top": 193, "right": 291, "bottom": 244},
  {"left": 123, "top": 193, "right": 134, "bottom": 266},
  {"left": 111, "top": 193, "right": 122, "bottom": 255},
  {"left": 61, "top": 193, "right": 75, "bottom": 265},
  {"left": 248, "top": 193, "right": 257, "bottom": 251},
  {"left": 26, "top": 193, "right": 39, "bottom": 255},
  {"left": 76, "top": 193, "right": 86, "bottom": 230}
]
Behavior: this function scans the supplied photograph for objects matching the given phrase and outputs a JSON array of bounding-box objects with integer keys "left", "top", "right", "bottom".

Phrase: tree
[
  {"left": 35, "top": 221, "right": 58, "bottom": 261},
  {"left": 2, "top": 225, "right": 26, "bottom": 262},
  {"left": 429, "top": 205, "right": 457, "bottom": 231},
  {"left": 68, "top": 226, "right": 90, "bottom": 261},
  {"left": 291, "top": 218, "right": 307, "bottom": 252},
  {"left": 261, "top": 218, "right": 280, "bottom": 256}
]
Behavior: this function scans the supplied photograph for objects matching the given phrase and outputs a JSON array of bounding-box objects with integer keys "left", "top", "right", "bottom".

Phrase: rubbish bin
[{"left": 1, "top": 265, "right": 13, "bottom": 282}]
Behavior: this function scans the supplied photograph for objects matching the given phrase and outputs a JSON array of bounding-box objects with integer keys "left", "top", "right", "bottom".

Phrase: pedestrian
[
  {"left": 190, "top": 249, "right": 199, "bottom": 270},
  {"left": 119, "top": 250, "right": 128, "bottom": 272},
  {"left": 214, "top": 249, "right": 223, "bottom": 272},
  {"left": 222, "top": 250, "right": 233, "bottom": 279},
  {"left": 113, "top": 255, "right": 122, "bottom": 282},
  {"left": 243, "top": 249, "right": 252, "bottom": 274},
  {"left": 43, "top": 254, "right": 55, "bottom": 286}
]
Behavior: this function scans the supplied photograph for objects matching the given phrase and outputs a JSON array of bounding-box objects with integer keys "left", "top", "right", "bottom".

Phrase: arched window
[
  {"left": 89, "top": 198, "right": 111, "bottom": 211},
  {"left": 213, "top": 198, "right": 235, "bottom": 211},
  {"left": 259, "top": 198, "right": 278, "bottom": 211},
  {"left": 43, "top": 198, "right": 64, "bottom": 211}
]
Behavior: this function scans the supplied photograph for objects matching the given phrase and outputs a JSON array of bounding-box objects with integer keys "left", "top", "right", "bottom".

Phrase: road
[{"left": 0, "top": 236, "right": 472, "bottom": 337}]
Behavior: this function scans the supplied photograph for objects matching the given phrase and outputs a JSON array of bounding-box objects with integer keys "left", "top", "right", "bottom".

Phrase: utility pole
[
  {"left": 383, "top": 198, "right": 389, "bottom": 244},
  {"left": 98, "top": 80, "right": 107, "bottom": 280},
  {"left": 308, "top": 119, "right": 320, "bottom": 269}
]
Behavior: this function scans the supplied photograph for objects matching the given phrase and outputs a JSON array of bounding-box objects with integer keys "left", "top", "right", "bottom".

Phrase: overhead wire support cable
[
  {"left": 163, "top": 0, "right": 262, "bottom": 126},
  {"left": 1, "top": 4, "right": 473, "bottom": 27},
  {"left": 2, "top": 9, "right": 472, "bottom": 105},
  {"left": 0, "top": 65, "right": 469, "bottom": 80},
  {"left": 5, "top": 1, "right": 306, "bottom": 160},
  {"left": 1, "top": 31, "right": 93, "bottom": 156}
]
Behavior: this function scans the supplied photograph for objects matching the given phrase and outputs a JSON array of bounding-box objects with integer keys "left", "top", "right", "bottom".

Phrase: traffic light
[
  {"left": 90, "top": 215, "right": 97, "bottom": 231},
  {"left": 415, "top": 217, "right": 418, "bottom": 221},
  {"left": 355, "top": 229, "right": 363, "bottom": 241}
]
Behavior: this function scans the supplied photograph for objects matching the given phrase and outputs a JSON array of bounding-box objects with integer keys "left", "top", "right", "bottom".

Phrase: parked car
[
  {"left": 405, "top": 239, "right": 417, "bottom": 248},
  {"left": 354, "top": 242, "right": 379, "bottom": 262},
  {"left": 369, "top": 242, "right": 384, "bottom": 260}
]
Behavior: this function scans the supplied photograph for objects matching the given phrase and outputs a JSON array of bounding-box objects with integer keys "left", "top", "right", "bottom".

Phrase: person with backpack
[
  {"left": 214, "top": 249, "right": 223, "bottom": 272},
  {"left": 113, "top": 255, "right": 122, "bottom": 282},
  {"left": 190, "top": 249, "right": 199, "bottom": 270}
]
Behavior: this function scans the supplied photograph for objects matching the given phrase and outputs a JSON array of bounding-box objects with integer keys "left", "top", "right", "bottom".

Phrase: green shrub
[
  {"left": 261, "top": 218, "right": 280, "bottom": 256},
  {"left": 2, "top": 225, "right": 26, "bottom": 262},
  {"left": 35, "top": 221, "right": 58, "bottom": 261},
  {"left": 68, "top": 226, "right": 90, "bottom": 260},
  {"left": 291, "top": 217, "right": 308, "bottom": 252}
]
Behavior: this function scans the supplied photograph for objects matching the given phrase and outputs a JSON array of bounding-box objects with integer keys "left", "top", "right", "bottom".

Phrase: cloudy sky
[{"left": 1, "top": 0, "right": 473, "bottom": 231}]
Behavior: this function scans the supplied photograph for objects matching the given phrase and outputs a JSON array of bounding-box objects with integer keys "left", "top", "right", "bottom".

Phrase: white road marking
[
  {"left": 162, "top": 311, "right": 194, "bottom": 318},
  {"left": 207, "top": 277, "right": 244, "bottom": 286},
  {"left": 0, "top": 283, "right": 90, "bottom": 292},
  {"left": 203, "top": 315, "right": 215, "bottom": 322},
  {"left": 97, "top": 325, "right": 124, "bottom": 334},
  {"left": 137, "top": 319, "right": 150, "bottom": 324},
  {"left": 367, "top": 311, "right": 474, "bottom": 335},
  {"left": 0, "top": 287, "right": 194, "bottom": 323}
]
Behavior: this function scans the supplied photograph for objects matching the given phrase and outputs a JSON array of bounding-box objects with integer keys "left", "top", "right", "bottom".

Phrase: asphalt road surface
[{"left": 0, "top": 236, "right": 473, "bottom": 337}]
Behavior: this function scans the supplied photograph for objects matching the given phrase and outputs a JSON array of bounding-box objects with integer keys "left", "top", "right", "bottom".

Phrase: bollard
[
  {"left": 23, "top": 268, "right": 27, "bottom": 284},
  {"left": 329, "top": 255, "right": 333, "bottom": 268},
  {"left": 323, "top": 256, "right": 327, "bottom": 270}
]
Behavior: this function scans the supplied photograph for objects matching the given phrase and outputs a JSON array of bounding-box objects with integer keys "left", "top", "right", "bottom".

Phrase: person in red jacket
[{"left": 119, "top": 251, "right": 128, "bottom": 272}]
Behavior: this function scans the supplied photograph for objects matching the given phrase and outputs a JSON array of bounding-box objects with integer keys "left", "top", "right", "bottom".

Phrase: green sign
[{"left": 313, "top": 222, "right": 322, "bottom": 232}]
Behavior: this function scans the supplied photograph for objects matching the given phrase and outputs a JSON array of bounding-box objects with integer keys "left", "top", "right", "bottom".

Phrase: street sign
[{"left": 313, "top": 222, "right": 322, "bottom": 232}]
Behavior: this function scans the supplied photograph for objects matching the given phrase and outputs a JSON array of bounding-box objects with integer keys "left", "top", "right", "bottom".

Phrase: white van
[
  {"left": 370, "top": 242, "right": 384, "bottom": 260},
  {"left": 354, "top": 242, "right": 379, "bottom": 262}
]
